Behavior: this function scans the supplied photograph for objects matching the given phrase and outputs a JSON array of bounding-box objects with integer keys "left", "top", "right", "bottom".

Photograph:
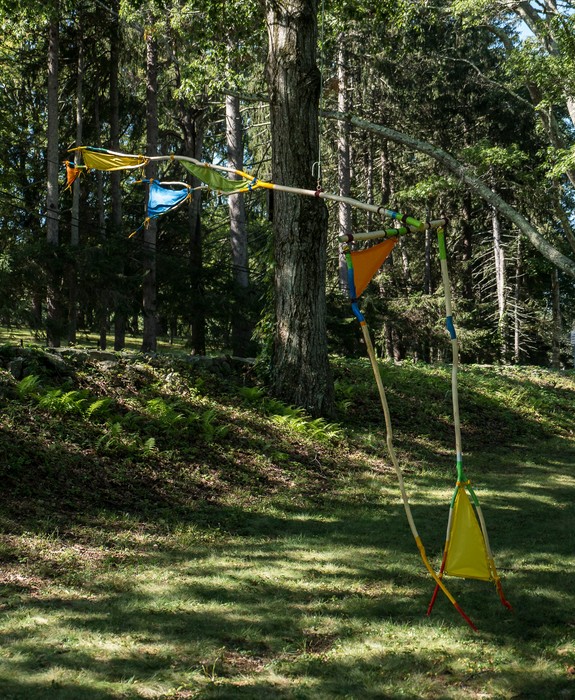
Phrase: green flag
[{"left": 181, "top": 161, "right": 255, "bottom": 193}]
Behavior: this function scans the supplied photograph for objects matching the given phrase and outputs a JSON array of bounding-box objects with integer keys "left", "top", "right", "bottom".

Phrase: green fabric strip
[{"left": 181, "top": 161, "right": 253, "bottom": 193}]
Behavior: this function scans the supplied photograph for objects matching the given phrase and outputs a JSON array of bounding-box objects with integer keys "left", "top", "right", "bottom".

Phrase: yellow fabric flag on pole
[
  {"left": 444, "top": 487, "right": 492, "bottom": 581},
  {"left": 74, "top": 147, "right": 148, "bottom": 172}
]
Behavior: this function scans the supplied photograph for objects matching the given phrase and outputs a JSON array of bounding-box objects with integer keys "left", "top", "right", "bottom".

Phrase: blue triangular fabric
[{"left": 147, "top": 181, "right": 190, "bottom": 219}]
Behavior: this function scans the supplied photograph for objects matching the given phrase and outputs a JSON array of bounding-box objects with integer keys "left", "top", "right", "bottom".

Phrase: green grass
[
  {"left": 1, "top": 346, "right": 574, "bottom": 698},
  {"left": 0, "top": 326, "right": 186, "bottom": 354}
]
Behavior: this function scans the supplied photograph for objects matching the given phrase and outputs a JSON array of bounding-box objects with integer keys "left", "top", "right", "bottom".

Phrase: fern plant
[
  {"left": 199, "top": 407, "right": 229, "bottom": 442},
  {"left": 38, "top": 389, "right": 89, "bottom": 415},
  {"left": 145, "top": 397, "right": 185, "bottom": 432},
  {"left": 85, "top": 398, "right": 114, "bottom": 421},
  {"left": 16, "top": 374, "right": 42, "bottom": 398}
]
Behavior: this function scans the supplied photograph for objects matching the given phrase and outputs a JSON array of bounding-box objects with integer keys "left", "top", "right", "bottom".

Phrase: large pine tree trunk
[{"left": 266, "top": 0, "right": 334, "bottom": 416}]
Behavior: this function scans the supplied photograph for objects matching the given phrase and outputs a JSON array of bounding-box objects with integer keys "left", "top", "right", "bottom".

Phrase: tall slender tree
[
  {"left": 142, "top": 19, "right": 159, "bottom": 353},
  {"left": 46, "top": 1, "right": 62, "bottom": 347}
]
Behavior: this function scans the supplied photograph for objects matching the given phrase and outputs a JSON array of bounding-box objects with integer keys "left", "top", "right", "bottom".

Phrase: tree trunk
[
  {"left": 266, "top": 0, "right": 334, "bottom": 416},
  {"left": 188, "top": 182, "right": 205, "bottom": 355},
  {"left": 226, "top": 92, "right": 252, "bottom": 356},
  {"left": 551, "top": 267, "right": 561, "bottom": 369},
  {"left": 110, "top": 0, "right": 126, "bottom": 351},
  {"left": 461, "top": 193, "right": 473, "bottom": 301},
  {"left": 92, "top": 77, "right": 109, "bottom": 350},
  {"left": 513, "top": 236, "right": 522, "bottom": 364},
  {"left": 337, "top": 36, "right": 352, "bottom": 288},
  {"left": 492, "top": 206, "right": 508, "bottom": 361},
  {"left": 68, "top": 15, "right": 83, "bottom": 346},
  {"left": 46, "top": 7, "right": 63, "bottom": 347},
  {"left": 179, "top": 109, "right": 205, "bottom": 356},
  {"left": 142, "top": 24, "right": 158, "bottom": 353}
]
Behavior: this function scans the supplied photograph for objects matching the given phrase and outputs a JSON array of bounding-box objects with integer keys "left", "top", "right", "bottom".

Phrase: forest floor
[{"left": 0, "top": 339, "right": 574, "bottom": 699}]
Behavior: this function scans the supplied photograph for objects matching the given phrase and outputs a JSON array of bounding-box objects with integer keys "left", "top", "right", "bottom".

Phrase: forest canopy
[{"left": 1, "top": 0, "right": 575, "bottom": 380}]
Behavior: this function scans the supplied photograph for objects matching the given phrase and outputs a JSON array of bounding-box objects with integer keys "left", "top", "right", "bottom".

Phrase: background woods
[{"left": 1, "top": 0, "right": 575, "bottom": 404}]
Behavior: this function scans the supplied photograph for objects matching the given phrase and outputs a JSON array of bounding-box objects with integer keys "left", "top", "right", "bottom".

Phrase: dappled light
[{"left": 1, "top": 350, "right": 574, "bottom": 697}]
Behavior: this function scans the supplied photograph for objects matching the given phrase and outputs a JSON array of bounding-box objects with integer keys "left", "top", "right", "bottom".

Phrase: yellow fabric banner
[
  {"left": 445, "top": 487, "right": 491, "bottom": 581},
  {"left": 80, "top": 148, "right": 147, "bottom": 172},
  {"left": 350, "top": 237, "right": 398, "bottom": 298}
]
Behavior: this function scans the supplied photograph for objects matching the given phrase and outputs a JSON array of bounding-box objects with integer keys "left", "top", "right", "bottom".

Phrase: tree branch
[{"left": 323, "top": 109, "right": 575, "bottom": 278}]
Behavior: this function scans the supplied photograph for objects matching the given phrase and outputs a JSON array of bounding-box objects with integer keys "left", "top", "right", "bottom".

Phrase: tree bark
[
  {"left": 337, "top": 37, "right": 352, "bottom": 288},
  {"left": 110, "top": 0, "right": 126, "bottom": 351},
  {"left": 226, "top": 92, "right": 252, "bottom": 356},
  {"left": 492, "top": 206, "right": 508, "bottom": 361},
  {"left": 460, "top": 194, "right": 473, "bottom": 301},
  {"left": 266, "top": 0, "right": 334, "bottom": 416},
  {"left": 513, "top": 236, "right": 522, "bottom": 364}
]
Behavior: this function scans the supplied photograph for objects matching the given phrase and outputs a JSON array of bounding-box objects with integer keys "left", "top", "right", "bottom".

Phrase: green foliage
[
  {"left": 145, "top": 396, "right": 186, "bottom": 431},
  {"left": 38, "top": 388, "right": 90, "bottom": 415},
  {"left": 241, "top": 384, "right": 343, "bottom": 443},
  {"left": 16, "top": 374, "right": 42, "bottom": 398}
]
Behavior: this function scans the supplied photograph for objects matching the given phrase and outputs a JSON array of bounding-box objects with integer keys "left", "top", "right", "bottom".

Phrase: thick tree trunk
[
  {"left": 226, "top": 92, "right": 252, "bottom": 356},
  {"left": 142, "top": 25, "right": 158, "bottom": 353},
  {"left": 266, "top": 0, "right": 334, "bottom": 416}
]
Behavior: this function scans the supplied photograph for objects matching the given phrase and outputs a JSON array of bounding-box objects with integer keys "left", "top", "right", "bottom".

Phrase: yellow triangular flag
[
  {"left": 73, "top": 147, "right": 148, "bottom": 172},
  {"left": 444, "top": 486, "right": 492, "bottom": 581}
]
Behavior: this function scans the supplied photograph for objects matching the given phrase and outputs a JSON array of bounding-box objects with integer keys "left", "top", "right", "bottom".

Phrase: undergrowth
[{"left": 0, "top": 347, "right": 574, "bottom": 699}]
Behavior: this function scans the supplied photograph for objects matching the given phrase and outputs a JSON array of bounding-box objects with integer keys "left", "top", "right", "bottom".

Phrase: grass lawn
[{"left": 0, "top": 345, "right": 574, "bottom": 698}]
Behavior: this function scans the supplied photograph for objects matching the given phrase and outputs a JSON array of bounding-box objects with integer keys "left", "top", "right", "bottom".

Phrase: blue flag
[{"left": 147, "top": 180, "right": 190, "bottom": 219}]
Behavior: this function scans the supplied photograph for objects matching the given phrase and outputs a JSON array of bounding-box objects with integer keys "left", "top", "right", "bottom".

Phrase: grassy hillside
[{"left": 1, "top": 345, "right": 574, "bottom": 699}]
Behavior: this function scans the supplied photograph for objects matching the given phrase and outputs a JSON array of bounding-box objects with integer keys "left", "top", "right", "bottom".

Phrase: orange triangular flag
[
  {"left": 64, "top": 161, "right": 83, "bottom": 190},
  {"left": 350, "top": 237, "right": 398, "bottom": 297},
  {"left": 444, "top": 486, "right": 492, "bottom": 581}
]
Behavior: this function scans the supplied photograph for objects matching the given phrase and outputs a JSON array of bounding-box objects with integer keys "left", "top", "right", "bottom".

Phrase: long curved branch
[{"left": 323, "top": 110, "right": 575, "bottom": 278}]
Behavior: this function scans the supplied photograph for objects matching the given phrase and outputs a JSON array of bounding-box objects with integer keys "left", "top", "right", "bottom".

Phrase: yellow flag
[
  {"left": 78, "top": 147, "right": 147, "bottom": 172},
  {"left": 444, "top": 487, "right": 492, "bottom": 581}
]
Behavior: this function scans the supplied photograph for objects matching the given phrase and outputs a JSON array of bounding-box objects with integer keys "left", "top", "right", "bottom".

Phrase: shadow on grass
[
  {"left": 1, "top": 359, "right": 575, "bottom": 698},
  {"left": 1, "top": 459, "right": 575, "bottom": 699}
]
